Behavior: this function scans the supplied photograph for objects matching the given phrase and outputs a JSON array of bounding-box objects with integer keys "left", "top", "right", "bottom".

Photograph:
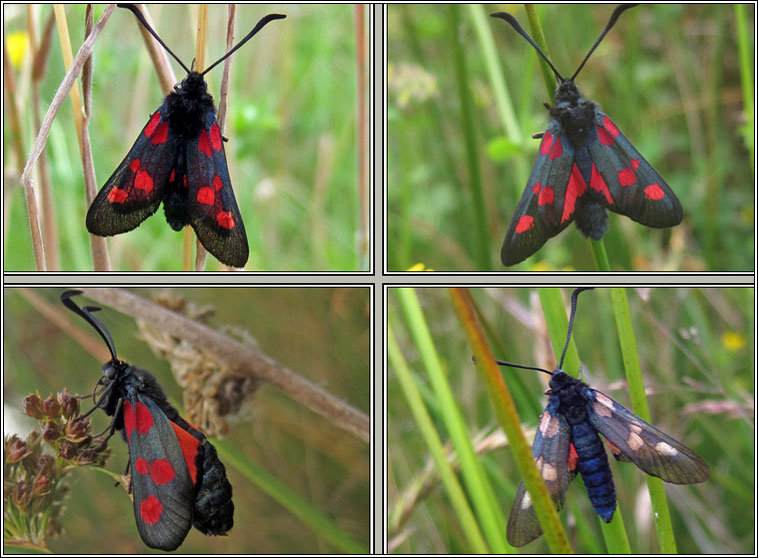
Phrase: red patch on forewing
[
  {"left": 539, "top": 132, "right": 553, "bottom": 155},
  {"left": 515, "top": 215, "right": 534, "bottom": 234},
  {"left": 213, "top": 175, "right": 223, "bottom": 190},
  {"left": 645, "top": 183, "right": 665, "bottom": 200},
  {"left": 549, "top": 135, "right": 563, "bottom": 160},
  {"left": 169, "top": 422, "right": 200, "bottom": 483},
  {"left": 618, "top": 168, "right": 637, "bottom": 186},
  {"left": 150, "top": 122, "right": 169, "bottom": 145},
  {"left": 147, "top": 459, "right": 176, "bottom": 485},
  {"left": 124, "top": 401, "right": 135, "bottom": 440},
  {"left": 538, "top": 185, "right": 554, "bottom": 206},
  {"left": 130, "top": 159, "right": 141, "bottom": 173},
  {"left": 134, "top": 402, "right": 154, "bottom": 435},
  {"left": 217, "top": 211, "right": 235, "bottom": 229},
  {"left": 108, "top": 188, "right": 128, "bottom": 203},
  {"left": 590, "top": 163, "right": 613, "bottom": 204},
  {"left": 631, "top": 159, "right": 640, "bottom": 169},
  {"left": 135, "top": 457, "right": 148, "bottom": 475},
  {"left": 561, "top": 164, "right": 587, "bottom": 223},
  {"left": 209, "top": 123, "right": 223, "bottom": 151},
  {"left": 603, "top": 116, "right": 619, "bottom": 137},
  {"left": 144, "top": 112, "right": 161, "bottom": 137},
  {"left": 169, "top": 169, "right": 175, "bottom": 182},
  {"left": 532, "top": 181, "right": 541, "bottom": 194},
  {"left": 135, "top": 170, "right": 154, "bottom": 192},
  {"left": 198, "top": 129, "right": 212, "bottom": 157},
  {"left": 140, "top": 494, "right": 163, "bottom": 525},
  {"left": 197, "top": 186, "right": 215, "bottom": 205},
  {"left": 597, "top": 125, "right": 615, "bottom": 146}
]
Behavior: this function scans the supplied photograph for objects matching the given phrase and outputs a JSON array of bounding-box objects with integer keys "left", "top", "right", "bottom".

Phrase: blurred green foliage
[{"left": 388, "top": 4, "right": 754, "bottom": 271}]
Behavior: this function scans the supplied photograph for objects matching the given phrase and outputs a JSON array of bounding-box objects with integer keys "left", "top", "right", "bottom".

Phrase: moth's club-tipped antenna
[
  {"left": 493, "top": 288, "right": 595, "bottom": 375},
  {"left": 117, "top": 4, "right": 286, "bottom": 76},
  {"left": 490, "top": 4, "right": 638, "bottom": 83}
]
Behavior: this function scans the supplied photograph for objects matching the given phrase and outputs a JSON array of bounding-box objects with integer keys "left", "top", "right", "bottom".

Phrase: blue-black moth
[
  {"left": 491, "top": 5, "right": 683, "bottom": 266},
  {"left": 497, "top": 288, "right": 709, "bottom": 546}
]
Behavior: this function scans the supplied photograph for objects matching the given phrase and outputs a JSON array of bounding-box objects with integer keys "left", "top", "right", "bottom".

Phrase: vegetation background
[
  {"left": 5, "top": 4, "right": 369, "bottom": 271},
  {"left": 387, "top": 4, "right": 754, "bottom": 271},
  {"left": 388, "top": 287, "right": 753, "bottom": 553},
  {"left": 4, "top": 287, "right": 370, "bottom": 553}
]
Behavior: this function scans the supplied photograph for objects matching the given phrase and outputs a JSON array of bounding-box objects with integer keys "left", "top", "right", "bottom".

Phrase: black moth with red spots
[
  {"left": 491, "top": 5, "right": 683, "bottom": 266},
  {"left": 61, "top": 290, "right": 233, "bottom": 551},
  {"left": 86, "top": 5, "right": 286, "bottom": 268},
  {"left": 493, "top": 288, "right": 709, "bottom": 546}
]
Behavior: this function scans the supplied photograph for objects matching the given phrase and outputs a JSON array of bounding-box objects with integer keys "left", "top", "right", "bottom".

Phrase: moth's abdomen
[{"left": 571, "top": 420, "right": 616, "bottom": 521}]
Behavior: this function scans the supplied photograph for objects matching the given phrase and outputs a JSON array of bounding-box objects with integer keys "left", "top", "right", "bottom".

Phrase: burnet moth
[
  {"left": 61, "top": 290, "right": 233, "bottom": 551},
  {"left": 86, "top": 5, "right": 286, "bottom": 268},
  {"left": 495, "top": 288, "right": 709, "bottom": 547},
  {"left": 491, "top": 5, "right": 683, "bottom": 266}
]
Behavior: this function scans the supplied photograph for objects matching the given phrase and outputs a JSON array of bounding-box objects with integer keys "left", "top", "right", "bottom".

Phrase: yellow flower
[
  {"left": 722, "top": 331, "right": 746, "bottom": 351},
  {"left": 7, "top": 31, "right": 28, "bottom": 68}
]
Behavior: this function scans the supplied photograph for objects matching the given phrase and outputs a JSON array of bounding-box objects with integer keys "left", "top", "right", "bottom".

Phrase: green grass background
[
  {"left": 4, "top": 287, "right": 370, "bottom": 553},
  {"left": 388, "top": 287, "right": 753, "bottom": 553},
  {"left": 5, "top": 4, "right": 367, "bottom": 271},
  {"left": 388, "top": 4, "right": 754, "bottom": 271}
]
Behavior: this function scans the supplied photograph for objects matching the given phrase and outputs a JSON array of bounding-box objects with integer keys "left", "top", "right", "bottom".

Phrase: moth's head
[
  {"left": 554, "top": 79, "right": 582, "bottom": 105},
  {"left": 548, "top": 370, "right": 574, "bottom": 391}
]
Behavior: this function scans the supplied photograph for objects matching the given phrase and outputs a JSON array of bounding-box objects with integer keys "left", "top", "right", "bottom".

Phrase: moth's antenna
[
  {"left": 569, "top": 4, "right": 638, "bottom": 81},
  {"left": 493, "top": 359, "right": 554, "bottom": 377},
  {"left": 60, "top": 291, "right": 119, "bottom": 362},
  {"left": 118, "top": 4, "right": 192, "bottom": 74},
  {"left": 557, "top": 287, "right": 594, "bottom": 369},
  {"left": 117, "top": 4, "right": 286, "bottom": 77},
  {"left": 490, "top": 11, "right": 565, "bottom": 82},
  {"left": 202, "top": 14, "right": 286, "bottom": 76}
]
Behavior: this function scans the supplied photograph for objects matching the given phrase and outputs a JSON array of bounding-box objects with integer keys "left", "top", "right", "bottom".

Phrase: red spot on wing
[
  {"left": 144, "top": 112, "right": 161, "bottom": 137},
  {"left": 213, "top": 175, "right": 223, "bottom": 190},
  {"left": 532, "top": 181, "right": 541, "bottom": 194},
  {"left": 568, "top": 444, "right": 579, "bottom": 471},
  {"left": 130, "top": 159, "right": 141, "bottom": 173},
  {"left": 134, "top": 402, "right": 154, "bottom": 435},
  {"left": 597, "top": 125, "right": 614, "bottom": 146},
  {"left": 605, "top": 438, "right": 623, "bottom": 457},
  {"left": 590, "top": 163, "right": 613, "bottom": 204},
  {"left": 645, "top": 183, "right": 665, "bottom": 200},
  {"left": 183, "top": 174, "right": 188, "bottom": 187},
  {"left": 108, "top": 188, "right": 128, "bottom": 203},
  {"left": 539, "top": 131, "right": 553, "bottom": 155},
  {"left": 198, "top": 129, "right": 212, "bottom": 157},
  {"left": 150, "top": 122, "right": 169, "bottom": 145},
  {"left": 140, "top": 494, "right": 163, "bottom": 525},
  {"left": 135, "top": 170, "right": 154, "bottom": 192},
  {"left": 197, "top": 186, "right": 215, "bottom": 205},
  {"left": 618, "top": 168, "right": 637, "bottom": 186},
  {"left": 169, "top": 422, "right": 200, "bottom": 483},
  {"left": 209, "top": 123, "right": 223, "bottom": 151},
  {"left": 549, "top": 135, "right": 563, "bottom": 160},
  {"left": 515, "top": 215, "right": 534, "bottom": 234},
  {"left": 538, "top": 186, "right": 554, "bottom": 206},
  {"left": 147, "top": 459, "right": 175, "bottom": 485},
  {"left": 562, "top": 164, "right": 587, "bottom": 223},
  {"left": 631, "top": 159, "right": 640, "bottom": 169},
  {"left": 217, "top": 211, "right": 235, "bottom": 229},
  {"left": 603, "top": 116, "right": 619, "bottom": 137},
  {"left": 169, "top": 169, "right": 175, "bottom": 182},
  {"left": 124, "top": 401, "right": 135, "bottom": 440},
  {"left": 135, "top": 457, "right": 148, "bottom": 474}
]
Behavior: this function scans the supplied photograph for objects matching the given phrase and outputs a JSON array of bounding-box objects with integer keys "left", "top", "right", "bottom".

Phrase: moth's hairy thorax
[
  {"left": 549, "top": 80, "right": 598, "bottom": 149},
  {"left": 165, "top": 72, "right": 216, "bottom": 138}
]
